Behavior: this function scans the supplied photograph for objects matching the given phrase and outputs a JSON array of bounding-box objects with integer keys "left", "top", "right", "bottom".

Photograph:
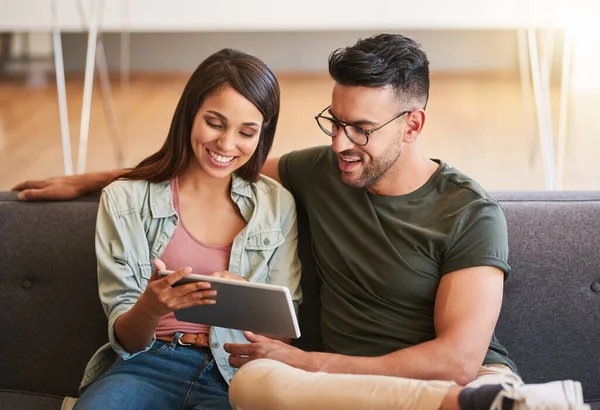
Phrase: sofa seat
[{"left": 0, "top": 390, "right": 63, "bottom": 410}]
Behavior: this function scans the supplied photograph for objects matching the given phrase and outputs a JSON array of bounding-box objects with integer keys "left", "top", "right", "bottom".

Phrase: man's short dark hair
[{"left": 328, "top": 33, "right": 430, "bottom": 109}]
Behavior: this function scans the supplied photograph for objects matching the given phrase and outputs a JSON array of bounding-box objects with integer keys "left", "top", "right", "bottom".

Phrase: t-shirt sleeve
[
  {"left": 441, "top": 199, "right": 511, "bottom": 278},
  {"left": 278, "top": 145, "right": 329, "bottom": 207}
]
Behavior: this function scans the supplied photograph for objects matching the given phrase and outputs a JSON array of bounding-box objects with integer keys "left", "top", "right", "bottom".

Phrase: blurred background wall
[{"left": 0, "top": 0, "right": 598, "bottom": 192}]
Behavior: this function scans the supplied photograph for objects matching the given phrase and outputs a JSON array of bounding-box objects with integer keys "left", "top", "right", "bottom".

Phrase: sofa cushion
[
  {"left": 0, "top": 192, "right": 107, "bottom": 398},
  {"left": 493, "top": 191, "right": 600, "bottom": 404},
  {"left": 0, "top": 390, "right": 63, "bottom": 410}
]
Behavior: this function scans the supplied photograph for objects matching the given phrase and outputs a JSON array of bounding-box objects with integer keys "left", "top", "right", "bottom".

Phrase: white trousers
[{"left": 229, "top": 359, "right": 522, "bottom": 410}]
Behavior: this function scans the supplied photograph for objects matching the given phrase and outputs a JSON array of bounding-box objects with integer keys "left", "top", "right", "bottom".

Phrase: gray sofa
[{"left": 0, "top": 190, "right": 598, "bottom": 409}]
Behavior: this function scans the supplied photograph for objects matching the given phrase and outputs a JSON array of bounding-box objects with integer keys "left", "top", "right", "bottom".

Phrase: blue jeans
[{"left": 74, "top": 333, "right": 231, "bottom": 410}]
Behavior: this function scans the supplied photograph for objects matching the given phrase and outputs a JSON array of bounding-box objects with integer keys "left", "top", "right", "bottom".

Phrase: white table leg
[
  {"left": 77, "top": 0, "right": 125, "bottom": 169},
  {"left": 76, "top": 0, "right": 103, "bottom": 174},
  {"left": 96, "top": 39, "right": 125, "bottom": 167},
  {"left": 517, "top": 29, "right": 540, "bottom": 168},
  {"left": 528, "top": 28, "right": 556, "bottom": 190},
  {"left": 556, "top": 30, "right": 573, "bottom": 190},
  {"left": 51, "top": 0, "right": 73, "bottom": 176},
  {"left": 119, "top": 0, "right": 131, "bottom": 168}
]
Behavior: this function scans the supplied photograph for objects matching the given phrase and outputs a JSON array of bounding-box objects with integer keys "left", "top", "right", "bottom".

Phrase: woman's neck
[{"left": 177, "top": 166, "right": 232, "bottom": 200}]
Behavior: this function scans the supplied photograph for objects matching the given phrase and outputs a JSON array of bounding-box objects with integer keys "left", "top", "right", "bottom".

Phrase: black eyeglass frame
[{"left": 314, "top": 105, "right": 412, "bottom": 146}]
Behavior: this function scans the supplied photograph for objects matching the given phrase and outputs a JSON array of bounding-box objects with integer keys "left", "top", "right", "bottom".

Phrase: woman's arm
[{"left": 96, "top": 190, "right": 216, "bottom": 356}]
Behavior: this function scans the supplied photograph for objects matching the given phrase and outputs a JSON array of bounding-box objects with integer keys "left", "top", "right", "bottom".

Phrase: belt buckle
[{"left": 176, "top": 334, "right": 192, "bottom": 346}]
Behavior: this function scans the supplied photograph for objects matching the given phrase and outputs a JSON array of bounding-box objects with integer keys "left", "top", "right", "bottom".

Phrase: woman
[{"left": 73, "top": 48, "right": 302, "bottom": 410}]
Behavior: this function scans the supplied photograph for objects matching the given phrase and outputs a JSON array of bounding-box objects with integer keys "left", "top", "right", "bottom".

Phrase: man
[{"left": 13, "top": 34, "right": 587, "bottom": 410}]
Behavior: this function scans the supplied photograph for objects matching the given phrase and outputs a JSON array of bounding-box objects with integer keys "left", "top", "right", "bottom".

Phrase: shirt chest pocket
[{"left": 245, "top": 229, "right": 284, "bottom": 282}]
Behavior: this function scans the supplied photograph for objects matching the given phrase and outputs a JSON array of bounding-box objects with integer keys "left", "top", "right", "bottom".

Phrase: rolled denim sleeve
[
  {"left": 265, "top": 188, "right": 303, "bottom": 314},
  {"left": 95, "top": 188, "right": 154, "bottom": 359}
]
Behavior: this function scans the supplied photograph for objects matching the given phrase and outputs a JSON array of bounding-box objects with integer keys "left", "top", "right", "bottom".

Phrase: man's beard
[{"left": 339, "top": 145, "right": 402, "bottom": 189}]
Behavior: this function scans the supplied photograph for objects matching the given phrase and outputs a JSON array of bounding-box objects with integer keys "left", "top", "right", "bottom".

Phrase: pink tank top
[{"left": 155, "top": 178, "right": 232, "bottom": 336}]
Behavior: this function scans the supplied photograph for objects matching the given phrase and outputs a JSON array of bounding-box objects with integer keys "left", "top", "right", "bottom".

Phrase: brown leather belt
[{"left": 156, "top": 333, "right": 210, "bottom": 348}]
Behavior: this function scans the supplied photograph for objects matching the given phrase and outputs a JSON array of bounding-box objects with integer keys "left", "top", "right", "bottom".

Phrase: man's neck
[{"left": 366, "top": 152, "right": 439, "bottom": 197}]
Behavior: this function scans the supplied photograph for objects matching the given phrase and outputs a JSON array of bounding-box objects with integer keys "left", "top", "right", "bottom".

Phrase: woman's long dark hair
[{"left": 122, "top": 48, "right": 280, "bottom": 182}]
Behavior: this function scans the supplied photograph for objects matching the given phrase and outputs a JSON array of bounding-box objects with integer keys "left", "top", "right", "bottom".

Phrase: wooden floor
[{"left": 0, "top": 71, "right": 598, "bottom": 191}]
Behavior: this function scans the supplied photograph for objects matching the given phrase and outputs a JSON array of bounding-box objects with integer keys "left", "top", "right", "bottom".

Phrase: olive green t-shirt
[{"left": 279, "top": 145, "right": 517, "bottom": 373}]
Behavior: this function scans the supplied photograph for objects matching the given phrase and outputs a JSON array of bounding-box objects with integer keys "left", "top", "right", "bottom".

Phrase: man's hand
[
  {"left": 12, "top": 176, "right": 87, "bottom": 201},
  {"left": 11, "top": 169, "right": 126, "bottom": 201},
  {"left": 224, "top": 331, "right": 306, "bottom": 369}
]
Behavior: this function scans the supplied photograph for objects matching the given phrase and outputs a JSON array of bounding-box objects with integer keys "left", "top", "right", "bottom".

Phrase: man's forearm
[
  {"left": 302, "top": 339, "right": 477, "bottom": 385},
  {"left": 85, "top": 169, "right": 128, "bottom": 194},
  {"left": 260, "top": 157, "right": 281, "bottom": 183},
  {"left": 12, "top": 168, "right": 130, "bottom": 201}
]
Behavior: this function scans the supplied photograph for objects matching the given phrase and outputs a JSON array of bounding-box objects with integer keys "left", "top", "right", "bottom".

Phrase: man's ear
[{"left": 402, "top": 110, "right": 426, "bottom": 143}]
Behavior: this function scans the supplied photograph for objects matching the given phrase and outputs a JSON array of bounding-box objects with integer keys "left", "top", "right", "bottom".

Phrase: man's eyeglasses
[{"left": 314, "top": 106, "right": 411, "bottom": 146}]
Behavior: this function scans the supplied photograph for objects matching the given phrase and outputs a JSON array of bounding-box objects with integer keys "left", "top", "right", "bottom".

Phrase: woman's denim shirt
[{"left": 80, "top": 174, "right": 302, "bottom": 390}]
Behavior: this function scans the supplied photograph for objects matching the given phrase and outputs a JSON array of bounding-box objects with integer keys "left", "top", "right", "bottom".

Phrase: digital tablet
[{"left": 158, "top": 270, "right": 301, "bottom": 339}]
